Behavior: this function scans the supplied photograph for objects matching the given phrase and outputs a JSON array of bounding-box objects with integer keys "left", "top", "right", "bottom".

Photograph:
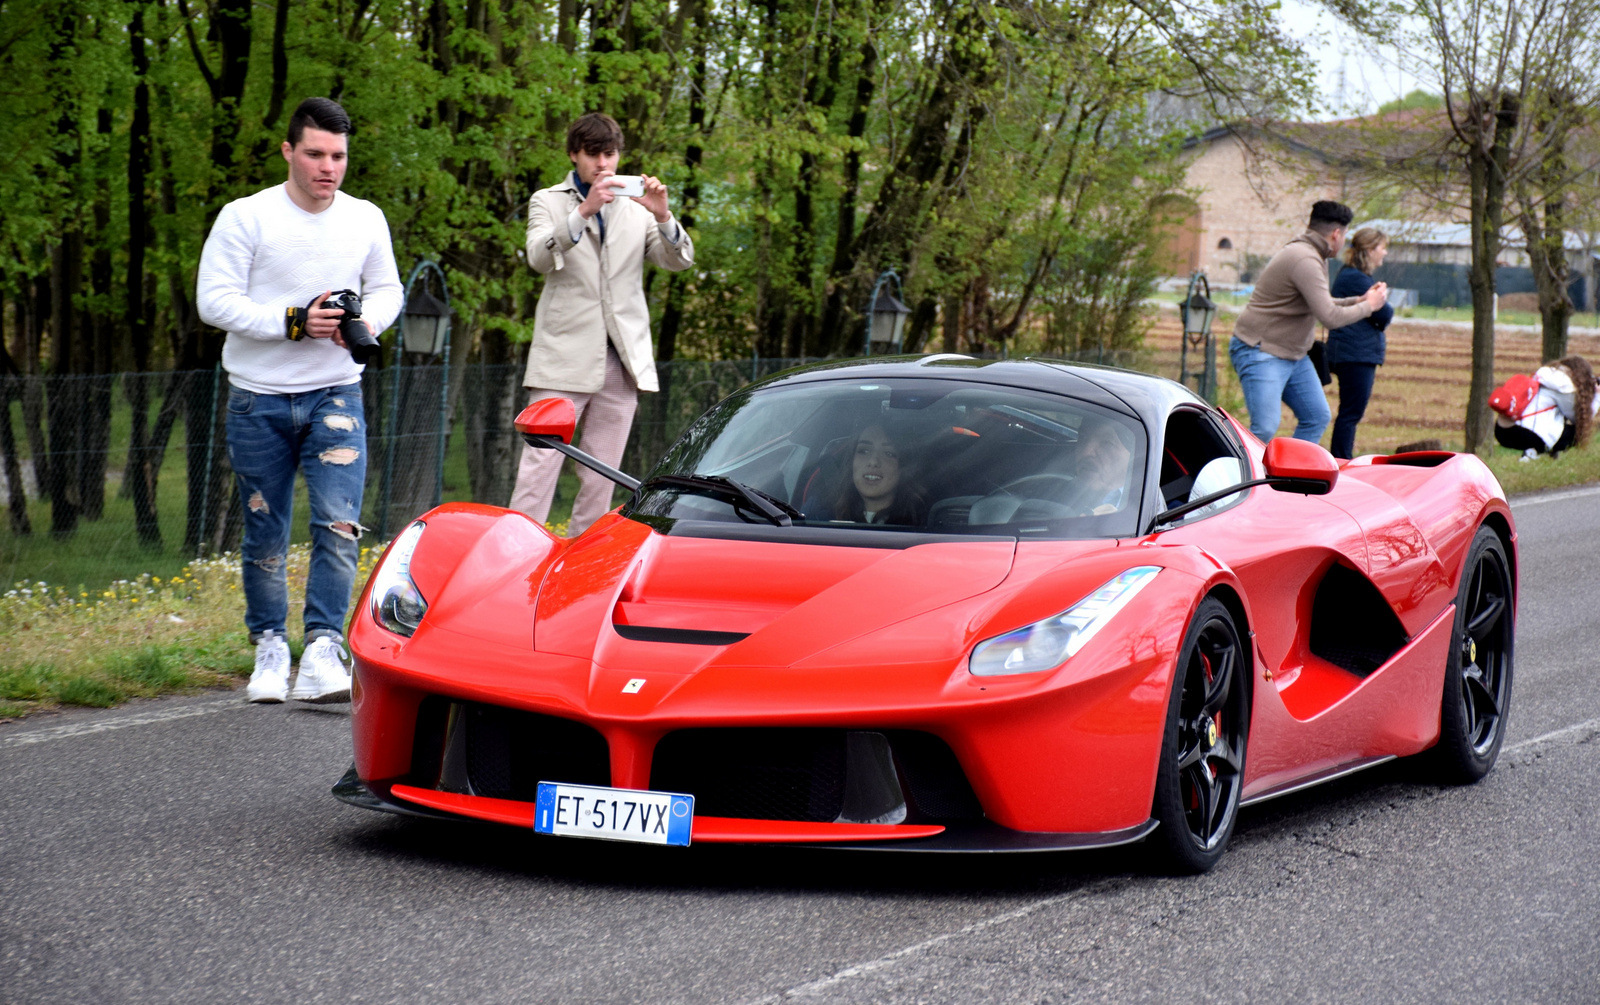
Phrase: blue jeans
[
  {"left": 1330, "top": 362, "right": 1377, "bottom": 459},
  {"left": 1228, "top": 338, "right": 1331, "bottom": 443},
  {"left": 226, "top": 382, "right": 367, "bottom": 644}
]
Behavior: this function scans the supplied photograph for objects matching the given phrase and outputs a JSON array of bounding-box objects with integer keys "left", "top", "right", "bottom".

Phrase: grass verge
[
  {"left": 0, "top": 510, "right": 574, "bottom": 722},
  {"left": 0, "top": 545, "right": 377, "bottom": 722}
]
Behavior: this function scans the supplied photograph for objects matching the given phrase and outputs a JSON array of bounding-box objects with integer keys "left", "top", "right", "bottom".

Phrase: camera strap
[{"left": 285, "top": 306, "right": 308, "bottom": 341}]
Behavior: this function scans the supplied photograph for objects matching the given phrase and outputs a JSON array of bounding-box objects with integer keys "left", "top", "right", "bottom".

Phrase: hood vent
[{"left": 612, "top": 624, "right": 750, "bottom": 646}]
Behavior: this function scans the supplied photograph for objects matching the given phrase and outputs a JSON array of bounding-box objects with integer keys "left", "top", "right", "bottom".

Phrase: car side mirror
[
  {"left": 514, "top": 398, "right": 576, "bottom": 445},
  {"left": 1261, "top": 437, "right": 1339, "bottom": 495}
]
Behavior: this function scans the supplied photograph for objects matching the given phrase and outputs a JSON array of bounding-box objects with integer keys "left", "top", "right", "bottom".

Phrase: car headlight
[
  {"left": 969, "top": 566, "right": 1162, "bottom": 676},
  {"left": 370, "top": 521, "right": 428, "bottom": 636}
]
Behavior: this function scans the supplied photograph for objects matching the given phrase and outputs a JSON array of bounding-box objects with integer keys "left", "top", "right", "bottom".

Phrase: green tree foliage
[
  {"left": 0, "top": 0, "right": 1314, "bottom": 536},
  {"left": 4, "top": 0, "right": 1314, "bottom": 365}
]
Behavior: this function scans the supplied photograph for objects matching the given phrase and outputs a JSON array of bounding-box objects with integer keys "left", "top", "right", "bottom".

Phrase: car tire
[
  {"left": 1429, "top": 525, "right": 1514, "bottom": 784},
  {"left": 1149, "top": 596, "right": 1251, "bottom": 875}
]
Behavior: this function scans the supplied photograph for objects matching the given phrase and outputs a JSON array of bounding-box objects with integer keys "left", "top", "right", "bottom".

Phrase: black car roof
[{"left": 747, "top": 355, "right": 1208, "bottom": 432}]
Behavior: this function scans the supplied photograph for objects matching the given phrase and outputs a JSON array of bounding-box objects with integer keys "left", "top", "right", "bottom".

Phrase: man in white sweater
[{"left": 197, "top": 97, "right": 402, "bottom": 704}]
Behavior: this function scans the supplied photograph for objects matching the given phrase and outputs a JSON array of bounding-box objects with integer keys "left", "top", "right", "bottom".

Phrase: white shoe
[
  {"left": 1519, "top": 447, "right": 1540, "bottom": 463},
  {"left": 246, "top": 630, "right": 291, "bottom": 703},
  {"left": 291, "top": 636, "right": 352, "bottom": 703}
]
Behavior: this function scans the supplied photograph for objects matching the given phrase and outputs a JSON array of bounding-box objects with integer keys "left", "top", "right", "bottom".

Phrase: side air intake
[{"left": 1308, "top": 563, "right": 1409, "bottom": 676}]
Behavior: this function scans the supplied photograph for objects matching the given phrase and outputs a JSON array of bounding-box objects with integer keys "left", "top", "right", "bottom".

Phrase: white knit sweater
[{"left": 197, "top": 184, "right": 403, "bottom": 395}]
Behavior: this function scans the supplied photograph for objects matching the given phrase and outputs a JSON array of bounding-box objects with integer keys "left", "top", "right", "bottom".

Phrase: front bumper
[{"left": 332, "top": 765, "right": 1159, "bottom": 852}]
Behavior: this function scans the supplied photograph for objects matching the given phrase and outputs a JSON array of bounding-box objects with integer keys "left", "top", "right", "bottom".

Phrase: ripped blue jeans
[{"left": 226, "top": 382, "right": 366, "bottom": 644}]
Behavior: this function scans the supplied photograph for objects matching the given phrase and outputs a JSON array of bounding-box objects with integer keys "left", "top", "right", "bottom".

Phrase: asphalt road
[{"left": 4, "top": 487, "right": 1599, "bottom": 1004}]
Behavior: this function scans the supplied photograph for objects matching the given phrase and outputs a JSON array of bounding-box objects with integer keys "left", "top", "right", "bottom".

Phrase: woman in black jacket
[{"left": 1325, "top": 228, "right": 1392, "bottom": 458}]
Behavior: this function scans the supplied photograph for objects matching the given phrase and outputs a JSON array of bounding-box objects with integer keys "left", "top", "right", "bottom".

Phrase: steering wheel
[{"left": 989, "top": 473, "right": 1077, "bottom": 501}]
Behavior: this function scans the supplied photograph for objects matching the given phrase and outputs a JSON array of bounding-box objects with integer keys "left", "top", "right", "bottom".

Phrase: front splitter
[{"left": 332, "top": 765, "right": 1158, "bottom": 853}]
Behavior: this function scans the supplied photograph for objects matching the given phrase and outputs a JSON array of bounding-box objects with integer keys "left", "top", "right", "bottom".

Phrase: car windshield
[{"left": 627, "top": 377, "right": 1147, "bottom": 540}]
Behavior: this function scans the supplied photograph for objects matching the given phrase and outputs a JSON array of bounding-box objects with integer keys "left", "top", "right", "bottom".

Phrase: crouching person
[
  {"left": 196, "top": 97, "right": 403, "bottom": 703},
  {"left": 1492, "top": 355, "right": 1599, "bottom": 461}
]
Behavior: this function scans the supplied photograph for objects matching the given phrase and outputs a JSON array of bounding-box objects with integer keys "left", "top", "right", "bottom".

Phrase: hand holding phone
[{"left": 609, "top": 175, "right": 645, "bottom": 198}]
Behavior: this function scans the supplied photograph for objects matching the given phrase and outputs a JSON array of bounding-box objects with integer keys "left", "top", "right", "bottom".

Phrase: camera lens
[{"left": 344, "top": 320, "right": 381, "bottom": 364}]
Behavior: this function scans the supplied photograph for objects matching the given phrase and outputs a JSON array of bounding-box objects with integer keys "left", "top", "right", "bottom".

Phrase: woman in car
[{"left": 826, "top": 421, "right": 926, "bottom": 525}]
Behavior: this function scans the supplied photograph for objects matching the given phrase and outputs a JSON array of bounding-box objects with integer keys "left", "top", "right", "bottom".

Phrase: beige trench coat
[{"left": 522, "top": 172, "right": 695, "bottom": 393}]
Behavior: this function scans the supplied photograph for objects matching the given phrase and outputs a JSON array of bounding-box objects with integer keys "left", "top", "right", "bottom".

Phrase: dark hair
[
  {"left": 827, "top": 421, "right": 927, "bottom": 526},
  {"left": 287, "top": 98, "right": 352, "bottom": 147},
  {"left": 567, "top": 112, "right": 625, "bottom": 156},
  {"left": 1308, "top": 200, "right": 1354, "bottom": 234}
]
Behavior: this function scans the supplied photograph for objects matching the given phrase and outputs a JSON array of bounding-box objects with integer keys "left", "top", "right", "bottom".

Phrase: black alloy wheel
[
  {"left": 1431, "top": 525, "right": 1514, "bottom": 783},
  {"left": 1150, "top": 596, "right": 1250, "bottom": 874}
]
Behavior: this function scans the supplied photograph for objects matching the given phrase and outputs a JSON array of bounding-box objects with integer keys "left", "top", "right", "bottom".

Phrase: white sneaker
[
  {"left": 246, "top": 630, "right": 291, "bottom": 703},
  {"left": 291, "top": 636, "right": 352, "bottom": 703},
  {"left": 1519, "top": 447, "right": 1540, "bottom": 463}
]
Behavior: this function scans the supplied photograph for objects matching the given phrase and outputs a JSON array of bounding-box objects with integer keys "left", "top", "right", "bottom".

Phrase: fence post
[
  {"left": 380, "top": 345, "right": 403, "bottom": 537},
  {"left": 196, "top": 363, "right": 221, "bottom": 559},
  {"left": 435, "top": 335, "right": 450, "bottom": 509}
]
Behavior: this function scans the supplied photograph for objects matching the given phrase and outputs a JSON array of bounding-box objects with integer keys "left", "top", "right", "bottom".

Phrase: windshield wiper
[{"left": 642, "top": 474, "right": 801, "bottom": 527}]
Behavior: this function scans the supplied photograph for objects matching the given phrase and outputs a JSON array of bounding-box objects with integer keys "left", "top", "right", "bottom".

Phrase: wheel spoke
[
  {"left": 1183, "top": 762, "right": 1215, "bottom": 839},
  {"left": 1467, "top": 592, "right": 1505, "bottom": 638},
  {"left": 1176, "top": 731, "right": 1205, "bottom": 771},
  {"left": 1210, "top": 736, "right": 1243, "bottom": 774},
  {"left": 1201, "top": 639, "right": 1235, "bottom": 716},
  {"left": 1465, "top": 670, "right": 1500, "bottom": 719},
  {"left": 1197, "top": 764, "right": 1221, "bottom": 841}
]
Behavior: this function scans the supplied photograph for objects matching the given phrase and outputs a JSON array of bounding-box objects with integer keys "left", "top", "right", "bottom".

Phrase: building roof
[{"left": 1358, "top": 218, "right": 1594, "bottom": 252}]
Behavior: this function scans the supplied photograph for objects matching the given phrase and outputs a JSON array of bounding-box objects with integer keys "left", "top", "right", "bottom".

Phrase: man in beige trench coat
[{"left": 510, "top": 112, "right": 695, "bottom": 535}]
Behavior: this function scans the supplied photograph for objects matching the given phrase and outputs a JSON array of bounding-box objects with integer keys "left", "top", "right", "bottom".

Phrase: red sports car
[{"left": 335, "top": 356, "right": 1516, "bottom": 872}]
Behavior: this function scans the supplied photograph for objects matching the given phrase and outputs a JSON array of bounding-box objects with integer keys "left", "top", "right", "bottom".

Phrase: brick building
[{"left": 1156, "top": 125, "right": 1354, "bottom": 285}]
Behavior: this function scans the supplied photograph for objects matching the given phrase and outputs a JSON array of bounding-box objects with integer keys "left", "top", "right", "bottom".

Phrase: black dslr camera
[{"left": 284, "top": 289, "right": 381, "bottom": 364}]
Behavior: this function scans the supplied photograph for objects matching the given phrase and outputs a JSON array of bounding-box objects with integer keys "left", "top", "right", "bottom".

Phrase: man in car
[{"left": 1071, "top": 419, "right": 1135, "bottom": 515}]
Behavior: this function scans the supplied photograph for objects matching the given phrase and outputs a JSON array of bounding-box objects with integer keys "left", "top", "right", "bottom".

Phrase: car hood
[{"left": 531, "top": 518, "right": 1019, "bottom": 670}]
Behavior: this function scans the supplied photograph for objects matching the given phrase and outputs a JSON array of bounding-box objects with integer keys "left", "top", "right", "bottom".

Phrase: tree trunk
[
  {"left": 46, "top": 236, "right": 84, "bottom": 537},
  {"left": 462, "top": 329, "right": 523, "bottom": 517},
  {"left": 125, "top": 3, "right": 161, "bottom": 546},
  {"left": 1523, "top": 197, "right": 1573, "bottom": 363},
  {"left": 0, "top": 297, "right": 31, "bottom": 536},
  {"left": 81, "top": 106, "right": 116, "bottom": 523},
  {"left": 817, "top": 25, "right": 882, "bottom": 354},
  {"left": 1464, "top": 91, "right": 1518, "bottom": 455},
  {"left": 656, "top": 0, "right": 707, "bottom": 365},
  {"left": 20, "top": 278, "right": 50, "bottom": 498}
]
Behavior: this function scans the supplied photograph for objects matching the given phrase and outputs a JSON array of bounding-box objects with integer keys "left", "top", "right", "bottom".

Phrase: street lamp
[
  {"left": 401, "top": 284, "right": 451, "bottom": 357},
  {"left": 1178, "top": 271, "right": 1219, "bottom": 402},
  {"left": 1182, "top": 285, "right": 1218, "bottom": 339},
  {"left": 862, "top": 269, "right": 911, "bottom": 356}
]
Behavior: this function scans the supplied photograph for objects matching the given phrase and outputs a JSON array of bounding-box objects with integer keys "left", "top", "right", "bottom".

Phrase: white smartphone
[{"left": 609, "top": 175, "right": 645, "bottom": 198}]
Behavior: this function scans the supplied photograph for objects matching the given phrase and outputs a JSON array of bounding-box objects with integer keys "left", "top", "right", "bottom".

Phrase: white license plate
[{"left": 533, "top": 782, "right": 694, "bottom": 846}]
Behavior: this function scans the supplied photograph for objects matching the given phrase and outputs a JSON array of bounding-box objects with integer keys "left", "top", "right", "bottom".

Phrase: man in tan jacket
[
  {"left": 510, "top": 113, "right": 695, "bottom": 534},
  {"left": 1229, "top": 200, "right": 1387, "bottom": 443}
]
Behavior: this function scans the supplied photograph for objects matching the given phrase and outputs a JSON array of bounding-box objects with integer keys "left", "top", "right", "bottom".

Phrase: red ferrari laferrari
[{"left": 335, "top": 356, "right": 1516, "bottom": 872}]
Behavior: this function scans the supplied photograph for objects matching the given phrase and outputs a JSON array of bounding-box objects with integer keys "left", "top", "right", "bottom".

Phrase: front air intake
[{"left": 409, "top": 698, "right": 610, "bottom": 801}]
